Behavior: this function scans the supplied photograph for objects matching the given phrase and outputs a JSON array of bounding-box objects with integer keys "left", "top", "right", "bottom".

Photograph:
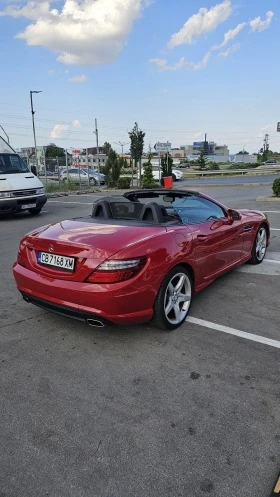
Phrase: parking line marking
[
  {"left": 271, "top": 228, "right": 280, "bottom": 231},
  {"left": 265, "top": 211, "right": 280, "bottom": 213},
  {"left": 186, "top": 316, "right": 280, "bottom": 349},
  {"left": 265, "top": 259, "right": 280, "bottom": 264},
  {"left": 48, "top": 200, "right": 93, "bottom": 205},
  {"left": 273, "top": 475, "right": 280, "bottom": 494}
]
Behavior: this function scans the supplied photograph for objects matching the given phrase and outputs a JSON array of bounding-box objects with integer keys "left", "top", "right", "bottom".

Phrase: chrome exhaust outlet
[{"left": 87, "top": 318, "right": 105, "bottom": 328}]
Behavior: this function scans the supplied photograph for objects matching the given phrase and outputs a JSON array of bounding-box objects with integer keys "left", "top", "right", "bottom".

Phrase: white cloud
[
  {"left": 218, "top": 42, "right": 240, "bottom": 58},
  {"left": 168, "top": 0, "right": 232, "bottom": 49},
  {"left": 250, "top": 11, "right": 274, "bottom": 32},
  {"left": 72, "top": 119, "right": 82, "bottom": 128},
  {"left": 213, "top": 22, "right": 246, "bottom": 50},
  {"left": 0, "top": 0, "right": 149, "bottom": 66},
  {"left": 48, "top": 68, "right": 56, "bottom": 75},
  {"left": 69, "top": 74, "right": 88, "bottom": 83},
  {"left": 150, "top": 51, "right": 211, "bottom": 72},
  {"left": 192, "top": 51, "right": 212, "bottom": 70},
  {"left": 50, "top": 124, "right": 69, "bottom": 139},
  {"left": 150, "top": 57, "right": 188, "bottom": 71}
]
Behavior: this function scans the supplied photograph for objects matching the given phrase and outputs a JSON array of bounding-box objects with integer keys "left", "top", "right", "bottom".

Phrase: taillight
[{"left": 86, "top": 258, "right": 146, "bottom": 283}]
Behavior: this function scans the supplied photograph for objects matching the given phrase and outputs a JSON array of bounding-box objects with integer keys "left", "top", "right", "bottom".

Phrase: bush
[
  {"left": 116, "top": 177, "right": 131, "bottom": 189},
  {"left": 207, "top": 163, "right": 220, "bottom": 170},
  {"left": 272, "top": 177, "right": 280, "bottom": 197},
  {"left": 228, "top": 163, "right": 257, "bottom": 170}
]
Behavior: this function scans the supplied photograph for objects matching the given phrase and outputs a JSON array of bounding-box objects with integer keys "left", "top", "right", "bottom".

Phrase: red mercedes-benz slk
[{"left": 13, "top": 189, "right": 270, "bottom": 330}]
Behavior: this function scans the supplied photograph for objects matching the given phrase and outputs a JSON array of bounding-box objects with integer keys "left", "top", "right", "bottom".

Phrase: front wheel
[
  {"left": 28, "top": 207, "right": 42, "bottom": 215},
  {"left": 151, "top": 266, "right": 192, "bottom": 330},
  {"left": 89, "top": 177, "right": 97, "bottom": 186},
  {"left": 249, "top": 225, "right": 267, "bottom": 264}
]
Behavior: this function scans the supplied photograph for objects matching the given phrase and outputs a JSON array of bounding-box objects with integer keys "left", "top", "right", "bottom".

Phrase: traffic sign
[
  {"left": 154, "top": 142, "right": 171, "bottom": 152},
  {"left": 277, "top": 122, "right": 280, "bottom": 132}
]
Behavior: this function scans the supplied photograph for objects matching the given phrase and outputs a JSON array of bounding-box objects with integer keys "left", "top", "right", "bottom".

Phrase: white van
[{"left": 0, "top": 137, "right": 47, "bottom": 215}]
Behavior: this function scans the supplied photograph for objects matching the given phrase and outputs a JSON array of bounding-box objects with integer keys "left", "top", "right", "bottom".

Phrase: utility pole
[
  {"left": 264, "top": 133, "right": 269, "bottom": 152},
  {"left": 30, "top": 90, "right": 42, "bottom": 172},
  {"left": 94, "top": 118, "right": 100, "bottom": 187}
]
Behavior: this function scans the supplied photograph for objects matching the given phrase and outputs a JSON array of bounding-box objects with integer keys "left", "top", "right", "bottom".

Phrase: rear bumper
[
  {"left": 21, "top": 292, "right": 113, "bottom": 326},
  {"left": 13, "top": 262, "right": 155, "bottom": 326},
  {"left": 0, "top": 195, "right": 47, "bottom": 214}
]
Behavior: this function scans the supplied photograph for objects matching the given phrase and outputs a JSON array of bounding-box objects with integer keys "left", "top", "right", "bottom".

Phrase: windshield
[
  {"left": 0, "top": 154, "right": 29, "bottom": 174},
  {"left": 124, "top": 191, "right": 227, "bottom": 225}
]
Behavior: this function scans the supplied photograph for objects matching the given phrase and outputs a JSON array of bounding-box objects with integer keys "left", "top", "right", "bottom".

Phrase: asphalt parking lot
[{"left": 0, "top": 185, "right": 279, "bottom": 497}]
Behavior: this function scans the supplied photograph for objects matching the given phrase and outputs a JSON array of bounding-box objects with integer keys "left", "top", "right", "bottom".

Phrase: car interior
[{"left": 87, "top": 191, "right": 228, "bottom": 226}]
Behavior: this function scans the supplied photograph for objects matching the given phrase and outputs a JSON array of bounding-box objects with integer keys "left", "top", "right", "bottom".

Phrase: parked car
[
  {"left": 82, "top": 169, "right": 106, "bottom": 185},
  {"left": 60, "top": 168, "right": 106, "bottom": 186},
  {"left": 177, "top": 163, "right": 190, "bottom": 169},
  {"left": 0, "top": 136, "right": 46, "bottom": 216},
  {"left": 13, "top": 189, "right": 269, "bottom": 331},
  {"left": 264, "top": 160, "right": 278, "bottom": 165},
  {"left": 151, "top": 167, "right": 183, "bottom": 181}
]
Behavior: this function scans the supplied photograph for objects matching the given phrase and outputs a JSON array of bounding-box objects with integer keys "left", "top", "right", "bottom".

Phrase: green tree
[
  {"left": 142, "top": 150, "right": 157, "bottom": 189},
  {"left": 103, "top": 142, "right": 112, "bottom": 156},
  {"left": 128, "top": 122, "right": 145, "bottom": 186},
  {"left": 237, "top": 150, "right": 249, "bottom": 155},
  {"left": 103, "top": 148, "right": 121, "bottom": 187},
  {"left": 196, "top": 150, "right": 207, "bottom": 170},
  {"left": 161, "top": 153, "right": 173, "bottom": 179},
  {"left": 46, "top": 146, "right": 65, "bottom": 158}
]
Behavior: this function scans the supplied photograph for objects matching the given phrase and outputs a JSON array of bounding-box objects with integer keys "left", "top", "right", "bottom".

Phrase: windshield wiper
[{"left": 0, "top": 169, "right": 22, "bottom": 174}]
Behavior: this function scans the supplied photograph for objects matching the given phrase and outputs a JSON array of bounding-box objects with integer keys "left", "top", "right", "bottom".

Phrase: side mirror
[
  {"left": 227, "top": 209, "right": 240, "bottom": 223},
  {"left": 30, "top": 165, "right": 37, "bottom": 176}
]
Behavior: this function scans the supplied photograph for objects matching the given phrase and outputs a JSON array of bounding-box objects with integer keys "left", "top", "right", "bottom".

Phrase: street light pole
[
  {"left": 114, "top": 141, "right": 129, "bottom": 155},
  {"left": 30, "top": 90, "right": 42, "bottom": 172},
  {"left": 0, "top": 125, "right": 10, "bottom": 144},
  {"left": 94, "top": 118, "right": 100, "bottom": 188}
]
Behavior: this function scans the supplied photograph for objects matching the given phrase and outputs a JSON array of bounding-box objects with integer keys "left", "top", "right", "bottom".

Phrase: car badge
[{"left": 49, "top": 244, "right": 54, "bottom": 253}]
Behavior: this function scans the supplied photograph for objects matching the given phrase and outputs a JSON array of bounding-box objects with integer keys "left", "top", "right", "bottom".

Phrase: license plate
[
  {"left": 21, "top": 203, "right": 37, "bottom": 209},
  {"left": 38, "top": 251, "right": 75, "bottom": 271}
]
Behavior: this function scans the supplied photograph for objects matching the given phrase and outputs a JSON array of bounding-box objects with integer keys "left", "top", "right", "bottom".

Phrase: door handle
[{"left": 197, "top": 234, "right": 207, "bottom": 241}]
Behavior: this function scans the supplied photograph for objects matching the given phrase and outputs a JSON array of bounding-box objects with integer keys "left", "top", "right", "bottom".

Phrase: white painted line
[
  {"left": 271, "top": 228, "right": 280, "bottom": 231},
  {"left": 265, "top": 259, "right": 280, "bottom": 264},
  {"left": 186, "top": 316, "right": 280, "bottom": 349},
  {"left": 48, "top": 200, "right": 93, "bottom": 205},
  {"left": 236, "top": 263, "right": 280, "bottom": 275},
  {"left": 265, "top": 252, "right": 280, "bottom": 261},
  {"left": 264, "top": 211, "right": 280, "bottom": 213}
]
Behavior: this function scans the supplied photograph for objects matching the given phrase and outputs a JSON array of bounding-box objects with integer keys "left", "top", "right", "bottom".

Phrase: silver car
[{"left": 60, "top": 168, "right": 106, "bottom": 186}]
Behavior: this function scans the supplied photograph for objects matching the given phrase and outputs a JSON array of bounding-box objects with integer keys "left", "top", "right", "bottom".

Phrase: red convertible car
[{"left": 13, "top": 189, "right": 269, "bottom": 330}]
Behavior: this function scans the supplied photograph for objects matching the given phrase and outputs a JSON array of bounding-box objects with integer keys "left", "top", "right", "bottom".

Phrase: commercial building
[{"left": 182, "top": 140, "right": 229, "bottom": 160}]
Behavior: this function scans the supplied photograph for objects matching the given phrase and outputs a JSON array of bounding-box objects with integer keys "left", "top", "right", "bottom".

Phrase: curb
[
  {"left": 256, "top": 197, "right": 280, "bottom": 202},
  {"left": 47, "top": 189, "right": 103, "bottom": 198}
]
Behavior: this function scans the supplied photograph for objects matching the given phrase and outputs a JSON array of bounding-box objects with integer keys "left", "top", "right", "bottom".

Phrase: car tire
[
  {"left": 248, "top": 224, "right": 268, "bottom": 265},
  {"left": 28, "top": 207, "right": 42, "bottom": 215},
  {"left": 89, "top": 177, "right": 97, "bottom": 186},
  {"left": 62, "top": 178, "right": 67, "bottom": 183},
  {"left": 151, "top": 266, "right": 192, "bottom": 330},
  {"left": 172, "top": 173, "right": 177, "bottom": 181}
]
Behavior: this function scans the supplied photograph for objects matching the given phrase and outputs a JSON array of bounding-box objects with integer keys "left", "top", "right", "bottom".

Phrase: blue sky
[{"left": 0, "top": 0, "right": 279, "bottom": 154}]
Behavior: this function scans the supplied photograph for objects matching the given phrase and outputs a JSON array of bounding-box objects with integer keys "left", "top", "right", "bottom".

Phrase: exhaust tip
[{"left": 87, "top": 318, "right": 105, "bottom": 328}]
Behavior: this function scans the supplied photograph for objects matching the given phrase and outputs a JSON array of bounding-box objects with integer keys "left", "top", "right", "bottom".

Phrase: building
[
  {"left": 170, "top": 148, "right": 185, "bottom": 159},
  {"left": 182, "top": 139, "right": 229, "bottom": 161},
  {"left": 230, "top": 154, "right": 257, "bottom": 164}
]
